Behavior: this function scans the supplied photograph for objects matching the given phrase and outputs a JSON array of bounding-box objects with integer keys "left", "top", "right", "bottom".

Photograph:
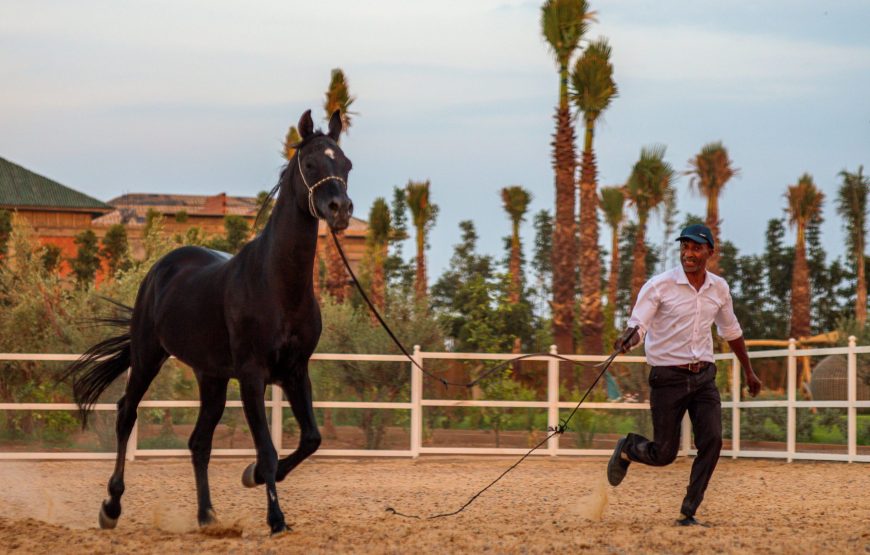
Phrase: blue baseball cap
[{"left": 676, "top": 223, "right": 714, "bottom": 248}]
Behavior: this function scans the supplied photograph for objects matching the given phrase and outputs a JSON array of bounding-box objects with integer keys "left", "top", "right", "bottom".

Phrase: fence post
[
  {"left": 731, "top": 354, "right": 741, "bottom": 459},
  {"left": 547, "top": 345, "right": 560, "bottom": 456},
  {"left": 848, "top": 335, "right": 857, "bottom": 463},
  {"left": 680, "top": 413, "right": 692, "bottom": 456},
  {"left": 126, "top": 368, "right": 136, "bottom": 461},
  {"left": 410, "top": 345, "right": 423, "bottom": 458},
  {"left": 786, "top": 338, "right": 797, "bottom": 463},
  {"left": 271, "top": 384, "right": 283, "bottom": 454},
  {"left": 127, "top": 418, "right": 138, "bottom": 461}
]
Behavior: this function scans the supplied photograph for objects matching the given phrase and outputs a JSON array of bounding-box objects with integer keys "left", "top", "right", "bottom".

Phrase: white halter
[{"left": 296, "top": 153, "right": 347, "bottom": 219}]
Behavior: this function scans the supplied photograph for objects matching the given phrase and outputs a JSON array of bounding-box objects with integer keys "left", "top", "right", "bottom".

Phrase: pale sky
[{"left": 2, "top": 0, "right": 869, "bottom": 278}]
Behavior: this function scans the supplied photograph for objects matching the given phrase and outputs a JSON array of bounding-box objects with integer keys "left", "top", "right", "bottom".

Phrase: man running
[{"left": 608, "top": 223, "right": 762, "bottom": 525}]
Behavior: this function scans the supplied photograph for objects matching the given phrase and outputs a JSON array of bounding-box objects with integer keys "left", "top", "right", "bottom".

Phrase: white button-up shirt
[{"left": 627, "top": 267, "right": 743, "bottom": 367}]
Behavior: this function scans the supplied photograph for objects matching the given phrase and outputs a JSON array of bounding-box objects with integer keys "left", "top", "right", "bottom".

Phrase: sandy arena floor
[{"left": 0, "top": 456, "right": 868, "bottom": 554}]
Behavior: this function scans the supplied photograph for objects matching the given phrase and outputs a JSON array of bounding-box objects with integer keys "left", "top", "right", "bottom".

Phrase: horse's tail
[{"left": 63, "top": 299, "right": 133, "bottom": 428}]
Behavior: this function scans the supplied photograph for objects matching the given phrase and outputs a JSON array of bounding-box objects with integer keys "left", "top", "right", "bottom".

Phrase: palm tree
[
  {"left": 501, "top": 186, "right": 532, "bottom": 358},
  {"left": 282, "top": 126, "right": 301, "bottom": 161},
  {"left": 786, "top": 174, "right": 824, "bottom": 339},
  {"left": 625, "top": 145, "right": 675, "bottom": 307},
  {"left": 321, "top": 69, "right": 356, "bottom": 302},
  {"left": 571, "top": 36, "right": 617, "bottom": 356},
  {"left": 836, "top": 166, "right": 868, "bottom": 326},
  {"left": 501, "top": 186, "right": 532, "bottom": 304},
  {"left": 686, "top": 142, "right": 738, "bottom": 274},
  {"left": 541, "top": 0, "right": 594, "bottom": 359},
  {"left": 323, "top": 68, "right": 356, "bottom": 136},
  {"left": 365, "top": 198, "right": 391, "bottom": 322},
  {"left": 599, "top": 186, "right": 625, "bottom": 313},
  {"left": 406, "top": 180, "right": 437, "bottom": 301}
]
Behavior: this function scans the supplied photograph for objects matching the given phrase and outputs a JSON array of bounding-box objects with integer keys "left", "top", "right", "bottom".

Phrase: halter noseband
[{"left": 296, "top": 153, "right": 347, "bottom": 219}]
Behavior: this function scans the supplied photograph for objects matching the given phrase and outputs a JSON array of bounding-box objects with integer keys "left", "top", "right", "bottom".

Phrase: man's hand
[
  {"left": 614, "top": 326, "right": 640, "bottom": 354},
  {"left": 745, "top": 370, "right": 762, "bottom": 397}
]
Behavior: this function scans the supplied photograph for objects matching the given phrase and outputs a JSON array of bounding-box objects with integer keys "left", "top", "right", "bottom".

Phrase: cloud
[{"left": 598, "top": 22, "right": 870, "bottom": 100}]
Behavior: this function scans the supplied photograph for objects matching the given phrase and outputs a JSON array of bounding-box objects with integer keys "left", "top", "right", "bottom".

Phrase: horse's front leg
[
  {"left": 241, "top": 369, "right": 322, "bottom": 484},
  {"left": 276, "top": 371, "right": 321, "bottom": 482},
  {"left": 239, "top": 375, "right": 287, "bottom": 534}
]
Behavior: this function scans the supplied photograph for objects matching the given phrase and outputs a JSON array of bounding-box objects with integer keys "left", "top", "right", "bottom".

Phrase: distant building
[
  {"left": 97, "top": 192, "right": 368, "bottom": 272},
  {"left": 0, "top": 156, "right": 111, "bottom": 271},
  {"left": 1, "top": 156, "right": 368, "bottom": 278}
]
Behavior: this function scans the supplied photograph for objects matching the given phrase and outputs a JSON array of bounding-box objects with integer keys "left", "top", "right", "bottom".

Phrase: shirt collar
[{"left": 675, "top": 266, "right": 712, "bottom": 292}]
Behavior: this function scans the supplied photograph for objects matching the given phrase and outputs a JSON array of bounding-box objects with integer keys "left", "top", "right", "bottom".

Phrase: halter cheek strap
[{"left": 297, "top": 154, "right": 347, "bottom": 219}]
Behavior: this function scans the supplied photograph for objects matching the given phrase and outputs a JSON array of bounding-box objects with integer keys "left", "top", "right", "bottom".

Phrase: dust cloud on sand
[
  {"left": 1, "top": 457, "right": 869, "bottom": 553},
  {"left": 570, "top": 476, "right": 609, "bottom": 521}
]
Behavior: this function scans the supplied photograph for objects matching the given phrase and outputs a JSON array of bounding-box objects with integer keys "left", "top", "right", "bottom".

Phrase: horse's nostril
[
  {"left": 328, "top": 202, "right": 339, "bottom": 214},
  {"left": 347, "top": 201, "right": 354, "bottom": 215}
]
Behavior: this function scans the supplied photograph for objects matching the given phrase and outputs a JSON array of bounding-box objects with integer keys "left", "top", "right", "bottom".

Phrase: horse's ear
[
  {"left": 327, "top": 109, "right": 342, "bottom": 141},
  {"left": 298, "top": 110, "right": 314, "bottom": 139}
]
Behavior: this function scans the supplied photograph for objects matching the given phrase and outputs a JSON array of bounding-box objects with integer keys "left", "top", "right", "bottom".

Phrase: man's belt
[{"left": 672, "top": 361, "right": 711, "bottom": 373}]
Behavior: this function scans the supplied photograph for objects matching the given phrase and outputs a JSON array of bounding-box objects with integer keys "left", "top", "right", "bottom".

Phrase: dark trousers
[{"left": 623, "top": 363, "right": 722, "bottom": 517}]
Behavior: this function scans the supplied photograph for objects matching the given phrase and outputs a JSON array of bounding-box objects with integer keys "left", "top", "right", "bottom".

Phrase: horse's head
[{"left": 291, "top": 109, "right": 353, "bottom": 231}]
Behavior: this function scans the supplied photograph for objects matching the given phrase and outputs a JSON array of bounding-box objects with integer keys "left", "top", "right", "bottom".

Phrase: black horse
[{"left": 64, "top": 109, "right": 353, "bottom": 534}]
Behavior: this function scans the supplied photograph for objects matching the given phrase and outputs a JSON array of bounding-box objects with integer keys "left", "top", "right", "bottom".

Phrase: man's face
[{"left": 679, "top": 240, "right": 713, "bottom": 274}]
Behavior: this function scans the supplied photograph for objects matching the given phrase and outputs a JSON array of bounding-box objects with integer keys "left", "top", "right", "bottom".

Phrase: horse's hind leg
[
  {"left": 100, "top": 344, "right": 167, "bottom": 529},
  {"left": 188, "top": 374, "right": 228, "bottom": 527}
]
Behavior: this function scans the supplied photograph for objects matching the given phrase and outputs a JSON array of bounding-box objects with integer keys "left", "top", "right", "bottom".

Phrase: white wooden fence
[{"left": 1, "top": 338, "right": 868, "bottom": 463}]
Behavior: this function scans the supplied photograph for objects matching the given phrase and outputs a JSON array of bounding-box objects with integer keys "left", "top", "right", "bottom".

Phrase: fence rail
[{"left": 1, "top": 338, "right": 868, "bottom": 463}]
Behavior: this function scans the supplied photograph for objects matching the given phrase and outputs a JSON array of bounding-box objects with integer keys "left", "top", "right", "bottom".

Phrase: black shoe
[
  {"left": 676, "top": 515, "right": 702, "bottom": 526},
  {"left": 607, "top": 436, "right": 630, "bottom": 486}
]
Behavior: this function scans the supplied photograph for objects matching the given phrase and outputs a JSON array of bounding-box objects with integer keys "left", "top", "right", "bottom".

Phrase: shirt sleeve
[
  {"left": 714, "top": 282, "right": 743, "bottom": 341},
  {"left": 626, "top": 279, "right": 661, "bottom": 345}
]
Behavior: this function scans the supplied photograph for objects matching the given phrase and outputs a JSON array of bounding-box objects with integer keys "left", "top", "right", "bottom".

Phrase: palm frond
[
  {"left": 835, "top": 166, "right": 868, "bottom": 254},
  {"left": 686, "top": 141, "right": 738, "bottom": 196},
  {"left": 785, "top": 173, "right": 825, "bottom": 228},
  {"left": 599, "top": 185, "right": 625, "bottom": 229},
  {"left": 626, "top": 145, "right": 675, "bottom": 219},
  {"left": 541, "top": 0, "right": 594, "bottom": 67},
  {"left": 405, "top": 180, "right": 433, "bottom": 228},
  {"left": 570, "top": 36, "right": 618, "bottom": 120},
  {"left": 324, "top": 68, "right": 357, "bottom": 133},
  {"left": 500, "top": 186, "right": 532, "bottom": 224}
]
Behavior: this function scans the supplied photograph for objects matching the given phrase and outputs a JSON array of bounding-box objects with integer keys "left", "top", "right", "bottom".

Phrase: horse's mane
[{"left": 253, "top": 131, "right": 330, "bottom": 232}]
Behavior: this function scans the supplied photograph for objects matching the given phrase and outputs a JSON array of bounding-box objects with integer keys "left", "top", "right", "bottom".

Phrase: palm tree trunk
[
  {"left": 509, "top": 221, "right": 522, "bottom": 304},
  {"left": 705, "top": 193, "right": 721, "bottom": 275},
  {"left": 789, "top": 225, "right": 811, "bottom": 339},
  {"left": 414, "top": 224, "right": 427, "bottom": 300},
  {"left": 607, "top": 224, "right": 619, "bottom": 310},
  {"left": 551, "top": 100, "right": 577, "bottom": 388},
  {"left": 578, "top": 120, "right": 603, "bottom": 356},
  {"left": 857, "top": 242, "right": 867, "bottom": 326},
  {"left": 630, "top": 216, "right": 648, "bottom": 309}
]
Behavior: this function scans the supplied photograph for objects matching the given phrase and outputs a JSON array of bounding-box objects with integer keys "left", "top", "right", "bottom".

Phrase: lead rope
[{"left": 329, "top": 229, "right": 639, "bottom": 519}]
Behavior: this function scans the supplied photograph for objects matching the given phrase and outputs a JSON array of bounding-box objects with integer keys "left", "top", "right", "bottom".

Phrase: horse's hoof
[
  {"left": 270, "top": 522, "right": 290, "bottom": 536},
  {"left": 198, "top": 508, "right": 218, "bottom": 527},
  {"left": 241, "top": 463, "right": 259, "bottom": 488},
  {"left": 99, "top": 502, "right": 118, "bottom": 530}
]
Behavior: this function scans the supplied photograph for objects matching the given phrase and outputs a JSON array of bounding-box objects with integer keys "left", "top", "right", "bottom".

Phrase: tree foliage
[
  {"left": 101, "top": 224, "right": 131, "bottom": 277},
  {"left": 70, "top": 230, "right": 101, "bottom": 288}
]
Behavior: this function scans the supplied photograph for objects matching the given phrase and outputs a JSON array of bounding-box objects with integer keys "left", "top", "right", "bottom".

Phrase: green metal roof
[{"left": 0, "top": 156, "right": 111, "bottom": 213}]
